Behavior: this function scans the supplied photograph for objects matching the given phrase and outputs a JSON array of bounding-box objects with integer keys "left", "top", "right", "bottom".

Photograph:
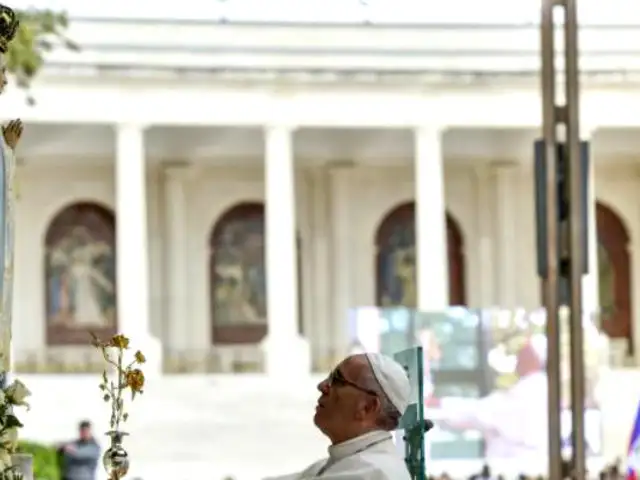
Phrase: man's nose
[{"left": 317, "top": 378, "right": 330, "bottom": 393}]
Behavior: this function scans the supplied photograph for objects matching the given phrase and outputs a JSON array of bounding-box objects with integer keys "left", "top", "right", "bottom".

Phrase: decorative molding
[
  {"left": 488, "top": 159, "right": 520, "bottom": 169},
  {"left": 161, "top": 161, "right": 194, "bottom": 180},
  {"left": 325, "top": 159, "right": 356, "bottom": 169},
  {"left": 42, "top": 67, "right": 640, "bottom": 88}
]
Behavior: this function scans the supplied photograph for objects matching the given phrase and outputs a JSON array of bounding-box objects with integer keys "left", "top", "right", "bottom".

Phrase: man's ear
[{"left": 363, "top": 395, "right": 382, "bottom": 416}]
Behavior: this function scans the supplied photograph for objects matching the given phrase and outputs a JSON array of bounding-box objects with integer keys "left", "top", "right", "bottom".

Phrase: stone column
[
  {"left": 114, "top": 124, "right": 161, "bottom": 375},
  {"left": 262, "top": 125, "right": 310, "bottom": 377},
  {"left": 414, "top": 126, "right": 448, "bottom": 310},
  {"left": 493, "top": 163, "right": 519, "bottom": 308},
  {"left": 310, "top": 168, "right": 332, "bottom": 370},
  {"left": 475, "top": 167, "right": 496, "bottom": 307},
  {"left": 329, "top": 166, "right": 353, "bottom": 364},
  {"left": 162, "top": 164, "right": 190, "bottom": 359}
]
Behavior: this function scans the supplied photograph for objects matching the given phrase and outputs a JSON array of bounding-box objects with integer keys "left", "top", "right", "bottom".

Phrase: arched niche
[
  {"left": 44, "top": 202, "right": 117, "bottom": 345},
  {"left": 209, "top": 202, "right": 304, "bottom": 344},
  {"left": 374, "top": 202, "right": 466, "bottom": 308},
  {"left": 597, "top": 201, "right": 632, "bottom": 351}
]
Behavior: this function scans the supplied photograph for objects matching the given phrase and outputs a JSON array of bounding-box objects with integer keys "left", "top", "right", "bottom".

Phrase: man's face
[
  {"left": 515, "top": 342, "right": 543, "bottom": 377},
  {"left": 79, "top": 426, "right": 91, "bottom": 441},
  {"left": 314, "top": 356, "right": 379, "bottom": 442}
]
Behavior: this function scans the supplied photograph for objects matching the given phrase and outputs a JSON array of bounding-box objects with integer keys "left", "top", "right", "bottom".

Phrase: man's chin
[{"left": 313, "top": 408, "right": 326, "bottom": 428}]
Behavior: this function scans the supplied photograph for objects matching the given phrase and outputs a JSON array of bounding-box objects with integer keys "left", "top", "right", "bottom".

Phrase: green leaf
[
  {"left": 5, "top": 8, "right": 76, "bottom": 99},
  {"left": 5, "top": 414, "right": 23, "bottom": 428},
  {"left": 17, "top": 440, "right": 62, "bottom": 480}
]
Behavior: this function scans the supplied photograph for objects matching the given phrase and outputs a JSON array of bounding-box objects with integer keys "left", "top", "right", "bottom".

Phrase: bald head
[
  {"left": 516, "top": 335, "right": 547, "bottom": 377},
  {"left": 344, "top": 354, "right": 370, "bottom": 378}
]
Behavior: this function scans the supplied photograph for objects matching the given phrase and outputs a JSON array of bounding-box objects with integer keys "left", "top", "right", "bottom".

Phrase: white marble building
[{"left": 7, "top": 4, "right": 640, "bottom": 379}]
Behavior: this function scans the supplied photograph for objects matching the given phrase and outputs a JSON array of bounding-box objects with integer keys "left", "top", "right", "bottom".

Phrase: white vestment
[
  {"left": 436, "top": 371, "right": 548, "bottom": 458},
  {"left": 264, "top": 431, "right": 411, "bottom": 479}
]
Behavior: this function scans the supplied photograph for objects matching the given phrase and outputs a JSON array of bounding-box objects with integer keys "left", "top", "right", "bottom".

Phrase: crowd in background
[{"left": 426, "top": 461, "right": 625, "bottom": 480}]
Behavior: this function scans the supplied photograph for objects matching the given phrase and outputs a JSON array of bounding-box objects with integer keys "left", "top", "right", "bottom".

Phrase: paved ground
[{"left": 20, "top": 374, "right": 328, "bottom": 480}]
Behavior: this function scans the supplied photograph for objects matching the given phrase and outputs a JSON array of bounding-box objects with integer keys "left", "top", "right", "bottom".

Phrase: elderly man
[{"left": 266, "top": 353, "right": 412, "bottom": 479}]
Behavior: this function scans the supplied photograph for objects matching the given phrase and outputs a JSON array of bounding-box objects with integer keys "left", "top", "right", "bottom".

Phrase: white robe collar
[{"left": 327, "top": 430, "right": 392, "bottom": 462}]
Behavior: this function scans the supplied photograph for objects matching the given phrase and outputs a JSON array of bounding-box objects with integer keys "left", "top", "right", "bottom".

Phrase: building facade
[{"left": 9, "top": 12, "right": 640, "bottom": 376}]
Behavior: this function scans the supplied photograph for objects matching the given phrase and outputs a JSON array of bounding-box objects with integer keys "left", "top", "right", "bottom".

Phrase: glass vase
[
  {"left": 11, "top": 453, "right": 33, "bottom": 480},
  {"left": 103, "top": 430, "right": 130, "bottom": 480}
]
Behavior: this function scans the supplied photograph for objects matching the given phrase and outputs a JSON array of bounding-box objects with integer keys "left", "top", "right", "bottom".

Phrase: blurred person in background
[
  {"left": 427, "top": 335, "right": 548, "bottom": 458},
  {"left": 470, "top": 464, "right": 495, "bottom": 480},
  {"left": 60, "top": 420, "right": 101, "bottom": 480},
  {"left": 265, "top": 353, "right": 411, "bottom": 479},
  {"left": 417, "top": 328, "right": 441, "bottom": 399}
]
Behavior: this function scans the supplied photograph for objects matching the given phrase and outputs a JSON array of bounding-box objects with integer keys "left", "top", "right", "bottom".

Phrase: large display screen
[{"left": 348, "top": 307, "right": 606, "bottom": 461}]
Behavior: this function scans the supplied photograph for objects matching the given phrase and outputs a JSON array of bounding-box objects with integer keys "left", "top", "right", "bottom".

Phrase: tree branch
[{"left": 6, "top": 9, "right": 77, "bottom": 100}]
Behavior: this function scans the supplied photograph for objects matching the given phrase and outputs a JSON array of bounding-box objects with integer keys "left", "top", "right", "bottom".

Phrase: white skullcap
[{"left": 365, "top": 353, "right": 412, "bottom": 415}]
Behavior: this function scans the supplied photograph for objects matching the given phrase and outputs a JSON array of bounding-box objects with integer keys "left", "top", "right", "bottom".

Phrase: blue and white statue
[{"left": 0, "top": 3, "right": 21, "bottom": 389}]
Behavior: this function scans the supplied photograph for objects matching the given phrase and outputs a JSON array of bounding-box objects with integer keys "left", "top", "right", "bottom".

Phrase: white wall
[
  {"left": 12, "top": 164, "right": 164, "bottom": 366},
  {"left": 12, "top": 160, "right": 640, "bottom": 369}
]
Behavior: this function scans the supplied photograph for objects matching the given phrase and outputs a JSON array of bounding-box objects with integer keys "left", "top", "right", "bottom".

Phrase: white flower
[
  {"left": 5, "top": 379, "right": 30, "bottom": 407},
  {"left": 0, "top": 428, "right": 17, "bottom": 448},
  {"left": 0, "top": 449, "right": 11, "bottom": 471}
]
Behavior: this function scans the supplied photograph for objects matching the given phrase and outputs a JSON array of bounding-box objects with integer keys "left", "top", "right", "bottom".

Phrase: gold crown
[{"left": 0, "top": 4, "right": 18, "bottom": 54}]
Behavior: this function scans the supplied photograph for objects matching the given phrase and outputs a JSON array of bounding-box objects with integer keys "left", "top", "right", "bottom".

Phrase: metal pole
[
  {"left": 540, "top": 1, "right": 564, "bottom": 479},
  {"left": 564, "top": 0, "right": 587, "bottom": 476}
]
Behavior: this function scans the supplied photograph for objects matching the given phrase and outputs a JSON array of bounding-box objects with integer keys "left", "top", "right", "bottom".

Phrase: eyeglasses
[{"left": 327, "top": 368, "right": 378, "bottom": 396}]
